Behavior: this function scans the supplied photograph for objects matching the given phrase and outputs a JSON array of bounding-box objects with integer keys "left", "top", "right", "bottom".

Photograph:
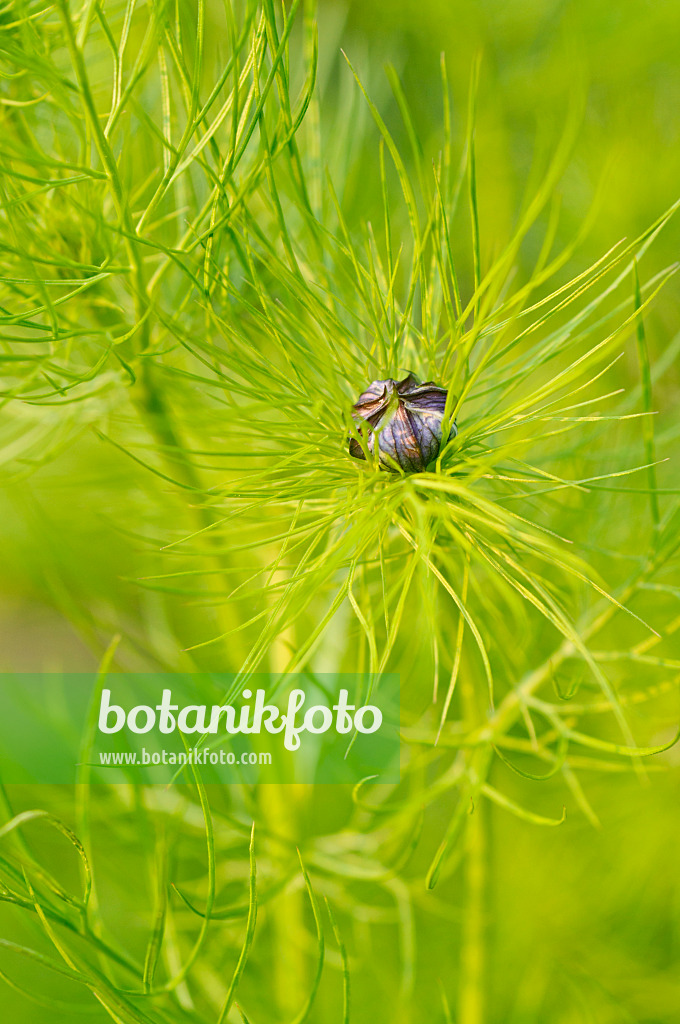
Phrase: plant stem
[
  {"left": 130, "top": 363, "right": 246, "bottom": 665},
  {"left": 459, "top": 797, "right": 486, "bottom": 1024},
  {"left": 459, "top": 661, "right": 487, "bottom": 1024}
]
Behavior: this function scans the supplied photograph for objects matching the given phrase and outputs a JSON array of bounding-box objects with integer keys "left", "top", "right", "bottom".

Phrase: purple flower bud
[{"left": 349, "top": 372, "right": 457, "bottom": 473}]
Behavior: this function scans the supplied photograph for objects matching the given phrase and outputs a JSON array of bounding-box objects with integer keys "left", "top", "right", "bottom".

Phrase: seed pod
[{"left": 349, "top": 372, "right": 457, "bottom": 473}]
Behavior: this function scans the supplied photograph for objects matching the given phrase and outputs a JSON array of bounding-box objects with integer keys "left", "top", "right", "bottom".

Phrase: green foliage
[{"left": 0, "top": 1, "right": 679, "bottom": 1022}]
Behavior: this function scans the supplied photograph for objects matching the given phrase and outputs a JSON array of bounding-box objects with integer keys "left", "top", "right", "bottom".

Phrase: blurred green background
[
  {"left": 1, "top": 1, "right": 679, "bottom": 1022},
  {"left": 3, "top": 0, "right": 680, "bottom": 668}
]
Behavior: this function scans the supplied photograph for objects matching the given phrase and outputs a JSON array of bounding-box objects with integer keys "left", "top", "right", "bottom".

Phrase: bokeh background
[{"left": 1, "top": 1, "right": 680, "bottom": 1022}]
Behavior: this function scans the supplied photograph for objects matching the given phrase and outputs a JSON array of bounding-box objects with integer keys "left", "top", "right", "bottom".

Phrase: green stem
[
  {"left": 459, "top": 797, "right": 486, "bottom": 1024},
  {"left": 130, "top": 364, "right": 246, "bottom": 664},
  {"left": 58, "top": 0, "right": 149, "bottom": 350},
  {"left": 60, "top": 6, "right": 243, "bottom": 657},
  {"left": 458, "top": 661, "right": 488, "bottom": 1024}
]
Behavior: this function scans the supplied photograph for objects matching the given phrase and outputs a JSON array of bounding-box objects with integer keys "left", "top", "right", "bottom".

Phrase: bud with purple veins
[{"left": 348, "top": 372, "right": 457, "bottom": 473}]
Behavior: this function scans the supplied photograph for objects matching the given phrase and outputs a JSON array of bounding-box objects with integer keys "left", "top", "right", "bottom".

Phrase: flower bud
[{"left": 349, "top": 372, "right": 457, "bottom": 473}]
